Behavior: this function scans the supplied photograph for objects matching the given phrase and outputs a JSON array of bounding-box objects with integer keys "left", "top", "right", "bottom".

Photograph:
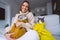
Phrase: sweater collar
[{"left": 19, "top": 11, "right": 29, "bottom": 15}]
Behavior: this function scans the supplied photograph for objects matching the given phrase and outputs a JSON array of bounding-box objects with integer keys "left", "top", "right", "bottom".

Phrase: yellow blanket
[{"left": 33, "top": 23, "right": 56, "bottom": 40}]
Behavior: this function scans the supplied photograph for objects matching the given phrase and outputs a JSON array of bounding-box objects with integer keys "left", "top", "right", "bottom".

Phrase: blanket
[{"left": 33, "top": 22, "right": 56, "bottom": 40}]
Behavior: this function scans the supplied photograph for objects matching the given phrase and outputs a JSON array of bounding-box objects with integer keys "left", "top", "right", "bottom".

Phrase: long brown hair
[{"left": 20, "top": 0, "right": 30, "bottom": 12}]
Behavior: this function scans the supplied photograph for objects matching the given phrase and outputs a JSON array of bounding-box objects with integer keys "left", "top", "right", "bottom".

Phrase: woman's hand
[
  {"left": 16, "top": 22, "right": 24, "bottom": 27},
  {"left": 5, "top": 33, "right": 16, "bottom": 40}
]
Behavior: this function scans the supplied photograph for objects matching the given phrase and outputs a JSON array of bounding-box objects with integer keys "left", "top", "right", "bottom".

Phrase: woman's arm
[
  {"left": 5, "top": 14, "right": 20, "bottom": 33},
  {"left": 21, "top": 12, "right": 35, "bottom": 29},
  {"left": 11, "top": 14, "right": 20, "bottom": 24}
]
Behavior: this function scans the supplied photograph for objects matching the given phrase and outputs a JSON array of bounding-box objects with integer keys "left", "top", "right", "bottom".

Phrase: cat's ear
[
  {"left": 42, "top": 17, "right": 45, "bottom": 22},
  {"left": 37, "top": 17, "right": 39, "bottom": 22},
  {"left": 38, "top": 17, "right": 39, "bottom": 19}
]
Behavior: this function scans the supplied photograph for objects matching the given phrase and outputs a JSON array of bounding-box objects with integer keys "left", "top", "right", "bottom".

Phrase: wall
[
  {"left": 0, "top": 3, "right": 9, "bottom": 28},
  {"left": 46, "top": 2, "right": 52, "bottom": 15},
  {"left": 31, "top": 7, "right": 46, "bottom": 16},
  {"left": 0, "top": 0, "right": 19, "bottom": 28},
  {"left": 31, "top": 2, "right": 52, "bottom": 16}
]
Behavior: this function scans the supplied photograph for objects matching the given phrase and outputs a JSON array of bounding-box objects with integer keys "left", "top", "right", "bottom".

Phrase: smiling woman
[{"left": 4, "top": 0, "right": 39, "bottom": 40}]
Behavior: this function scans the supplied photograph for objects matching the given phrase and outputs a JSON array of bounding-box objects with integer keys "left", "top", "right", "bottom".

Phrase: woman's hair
[{"left": 20, "top": 0, "right": 30, "bottom": 12}]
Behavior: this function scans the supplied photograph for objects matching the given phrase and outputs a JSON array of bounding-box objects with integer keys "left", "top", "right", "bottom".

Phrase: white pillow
[{"left": 44, "top": 15, "right": 60, "bottom": 35}]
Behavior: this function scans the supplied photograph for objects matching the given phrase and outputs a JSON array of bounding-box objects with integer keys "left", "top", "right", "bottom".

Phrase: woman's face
[{"left": 21, "top": 2, "right": 29, "bottom": 13}]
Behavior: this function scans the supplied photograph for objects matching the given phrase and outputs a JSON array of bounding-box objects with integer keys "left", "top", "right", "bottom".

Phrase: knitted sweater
[{"left": 11, "top": 11, "right": 35, "bottom": 30}]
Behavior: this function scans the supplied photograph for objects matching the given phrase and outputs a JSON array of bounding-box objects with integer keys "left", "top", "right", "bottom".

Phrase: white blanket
[{"left": 0, "top": 28, "right": 39, "bottom": 40}]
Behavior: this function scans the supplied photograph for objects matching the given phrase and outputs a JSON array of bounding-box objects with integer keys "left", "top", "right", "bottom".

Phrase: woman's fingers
[
  {"left": 5, "top": 33, "right": 16, "bottom": 40},
  {"left": 16, "top": 22, "right": 23, "bottom": 26},
  {"left": 9, "top": 33, "right": 15, "bottom": 35},
  {"left": 5, "top": 33, "right": 11, "bottom": 40},
  {"left": 16, "top": 22, "right": 21, "bottom": 26}
]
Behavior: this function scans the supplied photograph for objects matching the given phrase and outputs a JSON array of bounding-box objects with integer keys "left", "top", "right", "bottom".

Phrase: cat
[
  {"left": 8, "top": 15, "right": 28, "bottom": 39},
  {"left": 37, "top": 17, "right": 44, "bottom": 23}
]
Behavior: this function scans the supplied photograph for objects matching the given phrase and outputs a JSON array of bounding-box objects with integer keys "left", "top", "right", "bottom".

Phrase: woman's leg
[{"left": 17, "top": 30, "right": 39, "bottom": 40}]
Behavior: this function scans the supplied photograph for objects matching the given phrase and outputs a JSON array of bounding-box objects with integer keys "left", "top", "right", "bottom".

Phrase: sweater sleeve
[
  {"left": 5, "top": 14, "right": 19, "bottom": 33},
  {"left": 9, "top": 14, "right": 21, "bottom": 31},
  {"left": 11, "top": 14, "right": 19, "bottom": 26}
]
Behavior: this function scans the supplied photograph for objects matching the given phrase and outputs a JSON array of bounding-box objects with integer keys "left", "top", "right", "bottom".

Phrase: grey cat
[{"left": 38, "top": 17, "right": 44, "bottom": 23}]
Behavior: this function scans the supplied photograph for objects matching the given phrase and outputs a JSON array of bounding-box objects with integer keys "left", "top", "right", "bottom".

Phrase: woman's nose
[{"left": 23, "top": 6, "right": 26, "bottom": 9}]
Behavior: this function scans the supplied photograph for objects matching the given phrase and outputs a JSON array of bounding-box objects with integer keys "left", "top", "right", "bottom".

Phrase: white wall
[
  {"left": 0, "top": 0, "right": 19, "bottom": 28},
  {"left": 31, "top": 2, "right": 53, "bottom": 16},
  {"left": 31, "top": 7, "right": 46, "bottom": 16},
  {"left": 46, "top": 2, "right": 52, "bottom": 15},
  {"left": 0, "top": 3, "right": 9, "bottom": 28}
]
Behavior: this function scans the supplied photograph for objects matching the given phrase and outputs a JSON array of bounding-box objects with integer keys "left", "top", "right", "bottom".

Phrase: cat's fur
[{"left": 38, "top": 17, "right": 44, "bottom": 23}]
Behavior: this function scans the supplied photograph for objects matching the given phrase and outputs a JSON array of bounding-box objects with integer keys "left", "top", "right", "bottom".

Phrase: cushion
[{"left": 44, "top": 15, "right": 60, "bottom": 35}]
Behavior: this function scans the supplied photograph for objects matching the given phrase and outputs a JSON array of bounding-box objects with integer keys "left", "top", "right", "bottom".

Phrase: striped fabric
[
  {"left": 11, "top": 11, "right": 35, "bottom": 31},
  {"left": 19, "top": 11, "right": 35, "bottom": 29}
]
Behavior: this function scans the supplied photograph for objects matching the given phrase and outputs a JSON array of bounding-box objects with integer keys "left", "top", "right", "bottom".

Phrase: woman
[{"left": 4, "top": 1, "right": 39, "bottom": 40}]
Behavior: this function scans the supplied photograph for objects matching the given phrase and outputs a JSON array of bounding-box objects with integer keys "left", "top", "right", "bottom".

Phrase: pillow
[{"left": 44, "top": 15, "right": 60, "bottom": 35}]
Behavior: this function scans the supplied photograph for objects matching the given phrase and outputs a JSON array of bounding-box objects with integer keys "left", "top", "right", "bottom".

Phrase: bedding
[
  {"left": 33, "top": 22, "right": 56, "bottom": 40},
  {"left": 0, "top": 27, "right": 39, "bottom": 40},
  {"left": 0, "top": 28, "right": 7, "bottom": 40}
]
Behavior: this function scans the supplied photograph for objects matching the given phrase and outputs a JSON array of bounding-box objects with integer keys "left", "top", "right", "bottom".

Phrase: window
[
  {"left": 52, "top": 0, "right": 60, "bottom": 15},
  {"left": 0, "top": 7, "right": 5, "bottom": 20}
]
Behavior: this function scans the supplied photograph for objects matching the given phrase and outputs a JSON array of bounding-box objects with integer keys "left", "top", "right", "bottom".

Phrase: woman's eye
[
  {"left": 26, "top": 5, "right": 28, "bottom": 8},
  {"left": 22, "top": 5, "right": 25, "bottom": 6},
  {"left": 22, "top": 5, "right": 28, "bottom": 8}
]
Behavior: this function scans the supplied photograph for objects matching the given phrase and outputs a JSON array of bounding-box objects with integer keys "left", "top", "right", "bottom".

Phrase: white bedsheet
[
  {"left": 0, "top": 28, "right": 39, "bottom": 40},
  {"left": 17, "top": 30, "right": 39, "bottom": 40}
]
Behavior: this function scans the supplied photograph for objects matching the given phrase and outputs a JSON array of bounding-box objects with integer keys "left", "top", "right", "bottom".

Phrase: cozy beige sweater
[{"left": 10, "top": 11, "right": 35, "bottom": 30}]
